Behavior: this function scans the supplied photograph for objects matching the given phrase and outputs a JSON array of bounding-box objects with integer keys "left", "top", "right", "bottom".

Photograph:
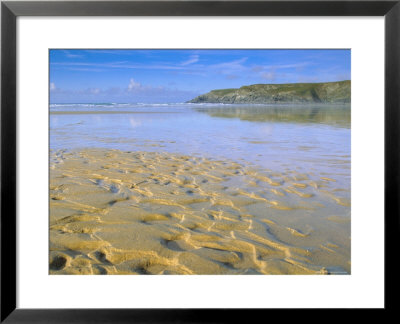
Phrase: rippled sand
[{"left": 49, "top": 149, "right": 350, "bottom": 275}]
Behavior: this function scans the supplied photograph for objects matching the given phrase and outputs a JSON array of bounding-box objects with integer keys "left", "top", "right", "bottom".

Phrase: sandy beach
[{"left": 50, "top": 148, "right": 350, "bottom": 275}]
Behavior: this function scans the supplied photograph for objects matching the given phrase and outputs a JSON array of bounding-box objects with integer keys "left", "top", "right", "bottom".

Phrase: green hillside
[{"left": 188, "top": 80, "right": 351, "bottom": 104}]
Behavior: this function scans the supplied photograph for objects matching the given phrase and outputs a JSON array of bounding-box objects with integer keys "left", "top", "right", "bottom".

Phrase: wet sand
[{"left": 50, "top": 148, "right": 350, "bottom": 275}]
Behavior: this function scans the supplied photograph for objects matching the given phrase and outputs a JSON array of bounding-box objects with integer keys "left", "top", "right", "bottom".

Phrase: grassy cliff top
[{"left": 188, "top": 80, "right": 351, "bottom": 104}]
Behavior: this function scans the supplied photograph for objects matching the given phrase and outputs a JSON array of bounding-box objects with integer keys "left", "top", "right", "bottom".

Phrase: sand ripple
[{"left": 50, "top": 149, "right": 350, "bottom": 275}]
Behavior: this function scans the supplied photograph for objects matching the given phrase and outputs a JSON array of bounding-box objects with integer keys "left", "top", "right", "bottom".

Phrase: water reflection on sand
[{"left": 194, "top": 104, "right": 350, "bottom": 128}]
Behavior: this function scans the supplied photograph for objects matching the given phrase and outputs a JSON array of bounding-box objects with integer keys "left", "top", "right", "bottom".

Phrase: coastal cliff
[{"left": 188, "top": 80, "right": 351, "bottom": 104}]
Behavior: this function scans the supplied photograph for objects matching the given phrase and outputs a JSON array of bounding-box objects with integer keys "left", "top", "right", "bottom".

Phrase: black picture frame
[{"left": 1, "top": 0, "right": 398, "bottom": 322}]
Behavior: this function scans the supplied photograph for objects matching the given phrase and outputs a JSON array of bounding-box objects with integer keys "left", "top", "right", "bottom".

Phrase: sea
[{"left": 50, "top": 102, "right": 350, "bottom": 183}]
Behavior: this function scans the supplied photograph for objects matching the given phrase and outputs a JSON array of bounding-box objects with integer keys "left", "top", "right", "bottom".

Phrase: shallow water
[
  {"left": 50, "top": 103, "right": 351, "bottom": 274},
  {"left": 50, "top": 104, "right": 350, "bottom": 174}
]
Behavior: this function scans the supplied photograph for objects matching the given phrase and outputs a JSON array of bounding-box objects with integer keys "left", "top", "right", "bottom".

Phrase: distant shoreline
[
  {"left": 50, "top": 111, "right": 182, "bottom": 115},
  {"left": 50, "top": 102, "right": 351, "bottom": 109},
  {"left": 49, "top": 103, "right": 350, "bottom": 115}
]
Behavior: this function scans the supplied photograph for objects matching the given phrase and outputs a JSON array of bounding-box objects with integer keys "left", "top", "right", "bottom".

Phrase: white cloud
[
  {"left": 69, "top": 68, "right": 104, "bottom": 72},
  {"left": 50, "top": 83, "right": 56, "bottom": 91},
  {"left": 209, "top": 57, "right": 248, "bottom": 75},
  {"left": 62, "top": 50, "right": 84, "bottom": 59},
  {"left": 127, "top": 78, "right": 142, "bottom": 91},
  {"left": 89, "top": 88, "right": 100, "bottom": 95},
  {"left": 261, "top": 71, "right": 276, "bottom": 81},
  {"left": 51, "top": 61, "right": 184, "bottom": 71},
  {"left": 181, "top": 55, "right": 199, "bottom": 66}
]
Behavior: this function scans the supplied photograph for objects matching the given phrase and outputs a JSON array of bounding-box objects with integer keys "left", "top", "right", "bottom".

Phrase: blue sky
[{"left": 50, "top": 49, "right": 350, "bottom": 103}]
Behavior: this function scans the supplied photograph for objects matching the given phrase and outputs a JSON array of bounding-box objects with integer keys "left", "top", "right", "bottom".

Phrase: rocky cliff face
[{"left": 188, "top": 80, "right": 351, "bottom": 104}]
